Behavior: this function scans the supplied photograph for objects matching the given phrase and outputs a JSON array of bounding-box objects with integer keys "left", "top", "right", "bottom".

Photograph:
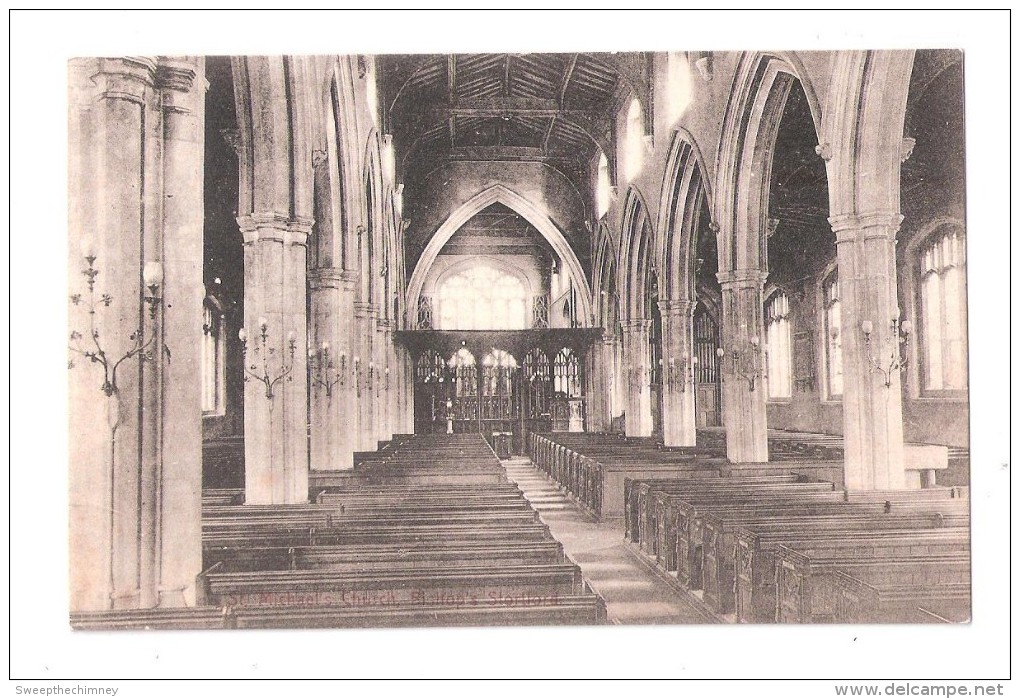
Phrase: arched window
[
  {"left": 623, "top": 98, "right": 645, "bottom": 181},
  {"left": 823, "top": 271, "right": 843, "bottom": 399},
  {"left": 553, "top": 348, "right": 581, "bottom": 398},
  {"left": 448, "top": 347, "right": 476, "bottom": 398},
  {"left": 919, "top": 229, "right": 967, "bottom": 392},
  {"left": 202, "top": 301, "right": 226, "bottom": 415},
  {"left": 765, "top": 291, "right": 792, "bottom": 399},
  {"left": 436, "top": 264, "right": 528, "bottom": 330},
  {"left": 596, "top": 151, "right": 612, "bottom": 219}
]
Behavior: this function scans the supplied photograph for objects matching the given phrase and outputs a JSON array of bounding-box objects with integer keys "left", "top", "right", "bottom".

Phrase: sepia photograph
[{"left": 8, "top": 8, "right": 1012, "bottom": 690}]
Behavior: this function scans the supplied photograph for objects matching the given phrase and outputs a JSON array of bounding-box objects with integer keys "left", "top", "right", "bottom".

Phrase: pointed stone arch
[
  {"left": 592, "top": 226, "right": 620, "bottom": 332},
  {"left": 618, "top": 185, "right": 655, "bottom": 321},
  {"left": 405, "top": 184, "right": 594, "bottom": 327},
  {"left": 714, "top": 52, "right": 823, "bottom": 275},
  {"left": 656, "top": 127, "right": 714, "bottom": 302},
  {"left": 361, "top": 128, "right": 384, "bottom": 305}
]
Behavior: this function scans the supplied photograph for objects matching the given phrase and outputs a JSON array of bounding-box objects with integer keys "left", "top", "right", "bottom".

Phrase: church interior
[{"left": 65, "top": 49, "right": 971, "bottom": 630}]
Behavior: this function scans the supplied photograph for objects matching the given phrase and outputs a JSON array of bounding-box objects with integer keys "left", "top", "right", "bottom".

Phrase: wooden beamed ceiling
[{"left": 380, "top": 53, "right": 635, "bottom": 182}]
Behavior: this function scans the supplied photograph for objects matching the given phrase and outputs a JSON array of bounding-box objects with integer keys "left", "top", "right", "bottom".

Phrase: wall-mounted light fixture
[
  {"left": 862, "top": 315, "right": 912, "bottom": 387},
  {"left": 665, "top": 352, "right": 694, "bottom": 393},
  {"left": 308, "top": 341, "right": 345, "bottom": 400},
  {"left": 68, "top": 252, "right": 163, "bottom": 397},
  {"left": 238, "top": 319, "right": 296, "bottom": 400},
  {"left": 717, "top": 335, "right": 764, "bottom": 392},
  {"left": 353, "top": 356, "right": 362, "bottom": 398}
]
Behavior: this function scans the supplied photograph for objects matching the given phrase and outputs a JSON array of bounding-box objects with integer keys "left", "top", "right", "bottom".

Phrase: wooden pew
[
  {"left": 204, "top": 539, "right": 566, "bottom": 572},
  {"left": 71, "top": 595, "right": 609, "bottom": 629},
  {"left": 197, "top": 562, "right": 588, "bottom": 607},
  {"left": 831, "top": 570, "right": 970, "bottom": 623},
  {"left": 203, "top": 521, "right": 557, "bottom": 549},
  {"left": 727, "top": 519, "right": 969, "bottom": 622},
  {"left": 229, "top": 594, "right": 607, "bottom": 628},
  {"left": 637, "top": 480, "right": 840, "bottom": 561},
  {"left": 70, "top": 606, "right": 229, "bottom": 630},
  {"left": 773, "top": 546, "right": 970, "bottom": 623},
  {"left": 193, "top": 432, "right": 611, "bottom": 629}
]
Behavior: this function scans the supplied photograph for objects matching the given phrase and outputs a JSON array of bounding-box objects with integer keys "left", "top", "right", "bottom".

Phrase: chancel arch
[{"left": 405, "top": 184, "right": 595, "bottom": 329}]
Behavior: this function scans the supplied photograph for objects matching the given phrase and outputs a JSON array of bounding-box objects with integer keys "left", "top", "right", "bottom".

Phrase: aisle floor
[{"left": 501, "top": 457, "right": 716, "bottom": 625}]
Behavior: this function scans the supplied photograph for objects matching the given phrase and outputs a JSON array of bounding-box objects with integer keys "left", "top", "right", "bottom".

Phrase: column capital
[
  {"left": 90, "top": 57, "right": 157, "bottom": 105},
  {"left": 156, "top": 58, "right": 208, "bottom": 114},
  {"left": 828, "top": 211, "right": 904, "bottom": 243},
  {"left": 620, "top": 318, "right": 651, "bottom": 333},
  {"left": 354, "top": 301, "right": 378, "bottom": 318},
  {"left": 308, "top": 267, "right": 344, "bottom": 290},
  {"left": 238, "top": 214, "right": 313, "bottom": 246},
  {"left": 377, "top": 318, "right": 394, "bottom": 331},
  {"left": 716, "top": 269, "right": 768, "bottom": 289},
  {"left": 657, "top": 298, "right": 696, "bottom": 317},
  {"left": 155, "top": 59, "right": 200, "bottom": 93}
]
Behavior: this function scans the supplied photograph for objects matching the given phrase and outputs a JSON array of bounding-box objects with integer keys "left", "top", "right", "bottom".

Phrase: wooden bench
[
  {"left": 197, "top": 561, "right": 588, "bottom": 607},
  {"left": 728, "top": 520, "right": 969, "bottom": 622},
  {"left": 71, "top": 606, "right": 230, "bottom": 630},
  {"left": 204, "top": 539, "right": 567, "bottom": 572},
  {"left": 71, "top": 595, "right": 609, "bottom": 629},
  {"left": 229, "top": 595, "right": 607, "bottom": 628},
  {"left": 626, "top": 474, "right": 806, "bottom": 544},
  {"left": 773, "top": 546, "right": 970, "bottom": 623},
  {"left": 195, "top": 433, "right": 611, "bottom": 629},
  {"left": 638, "top": 480, "right": 841, "bottom": 562},
  {"left": 203, "top": 520, "right": 557, "bottom": 549},
  {"left": 830, "top": 570, "right": 970, "bottom": 623}
]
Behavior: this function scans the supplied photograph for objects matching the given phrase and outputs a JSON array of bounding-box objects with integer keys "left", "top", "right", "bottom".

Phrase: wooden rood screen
[{"left": 402, "top": 328, "right": 602, "bottom": 440}]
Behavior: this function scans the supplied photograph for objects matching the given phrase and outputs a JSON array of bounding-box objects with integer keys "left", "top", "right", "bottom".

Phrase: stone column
[
  {"left": 353, "top": 302, "right": 376, "bottom": 451},
  {"left": 377, "top": 319, "right": 395, "bottom": 443},
  {"left": 308, "top": 268, "right": 357, "bottom": 471},
  {"left": 605, "top": 336, "right": 624, "bottom": 429},
  {"left": 585, "top": 343, "right": 605, "bottom": 432},
  {"left": 659, "top": 299, "right": 698, "bottom": 447},
  {"left": 68, "top": 57, "right": 156, "bottom": 611},
  {"left": 830, "top": 212, "right": 907, "bottom": 490},
  {"left": 239, "top": 214, "right": 311, "bottom": 504},
  {"left": 404, "top": 347, "right": 415, "bottom": 434},
  {"left": 621, "top": 320, "right": 653, "bottom": 437},
  {"left": 154, "top": 57, "right": 206, "bottom": 607},
  {"left": 717, "top": 270, "right": 769, "bottom": 463}
]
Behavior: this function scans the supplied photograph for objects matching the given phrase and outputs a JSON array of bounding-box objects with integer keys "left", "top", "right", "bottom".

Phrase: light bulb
[
  {"left": 287, "top": 330, "right": 296, "bottom": 343},
  {"left": 900, "top": 320, "right": 912, "bottom": 335},
  {"left": 258, "top": 317, "right": 268, "bottom": 330},
  {"left": 80, "top": 238, "right": 97, "bottom": 259},
  {"left": 142, "top": 261, "right": 163, "bottom": 287},
  {"left": 238, "top": 328, "right": 247, "bottom": 342},
  {"left": 861, "top": 320, "right": 873, "bottom": 336}
]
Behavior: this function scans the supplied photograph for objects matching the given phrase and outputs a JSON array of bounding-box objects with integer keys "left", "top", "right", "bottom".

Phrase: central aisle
[{"left": 501, "top": 456, "right": 715, "bottom": 625}]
